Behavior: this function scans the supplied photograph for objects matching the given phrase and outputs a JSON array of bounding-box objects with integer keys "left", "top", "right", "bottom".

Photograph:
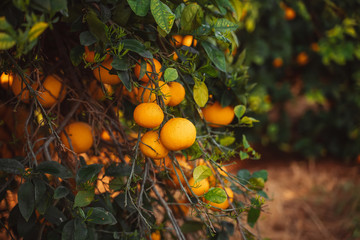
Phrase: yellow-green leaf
[
  {"left": 150, "top": 0, "right": 175, "bottom": 34},
  {"left": 193, "top": 81, "right": 208, "bottom": 107},
  {"left": 193, "top": 165, "right": 212, "bottom": 183},
  {"left": 28, "top": 22, "right": 48, "bottom": 42},
  {"left": 0, "top": 33, "right": 15, "bottom": 50}
]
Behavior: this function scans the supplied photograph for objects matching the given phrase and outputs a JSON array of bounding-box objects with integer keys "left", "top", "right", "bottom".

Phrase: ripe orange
[
  {"left": 133, "top": 102, "right": 164, "bottom": 128},
  {"left": 311, "top": 42, "right": 320, "bottom": 52},
  {"left": 193, "top": 38, "right": 198, "bottom": 47},
  {"left": 139, "top": 131, "right": 169, "bottom": 159},
  {"left": 160, "top": 118, "right": 196, "bottom": 151},
  {"left": 182, "top": 35, "right": 193, "bottom": 47},
  {"left": 93, "top": 58, "right": 122, "bottom": 85},
  {"left": 84, "top": 46, "right": 110, "bottom": 63},
  {"left": 284, "top": 7, "right": 296, "bottom": 20},
  {"left": 296, "top": 52, "right": 309, "bottom": 66},
  {"left": 37, "top": 75, "right": 67, "bottom": 108},
  {"left": 202, "top": 101, "right": 235, "bottom": 127},
  {"left": 172, "top": 52, "right": 178, "bottom": 61},
  {"left": 207, "top": 187, "right": 234, "bottom": 211},
  {"left": 150, "top": 231, "right": 161, "bottom": 240},
  {"left": 1, "top": 73, "right": 13, "bottom": 90},
  {"left": 60, "top": 122, "right": 94, "bottom": 153},
  {"left": 136, "top": 81, "right": 171, "bottom": 105},
  {"left": 167, "top": 82, "right": 185, "bottom": 107},
  {"left": 188, "top": 177, "right": 210, "bottom": 196},
  {"left": 134, "top": 58, "right": 163, "bottom": 82},
  {"left": 272, "top": 57, "right": 283, "bottom": 68},
  {"left": 88, "top": 80, "right": 113, "bottom": 100},
  {"left": 11, "top": 73, "right": 38, "bottom": 103},
  {"left": 170, "top": 35, "right": 183, "bottom": 47}
]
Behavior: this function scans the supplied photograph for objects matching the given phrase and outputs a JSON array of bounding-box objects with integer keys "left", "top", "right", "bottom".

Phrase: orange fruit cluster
[{"left": 170, "top": 35, "right": 198, "bottom": 61}]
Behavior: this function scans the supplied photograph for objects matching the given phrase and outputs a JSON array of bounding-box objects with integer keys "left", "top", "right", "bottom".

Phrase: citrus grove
[{"left": 0, "top": 0, "right": 267, "bottom": 239}]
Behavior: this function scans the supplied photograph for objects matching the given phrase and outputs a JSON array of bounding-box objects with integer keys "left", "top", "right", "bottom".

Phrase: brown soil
[{"left": 231, "top": 148, "right": 360, "bottom": 240}]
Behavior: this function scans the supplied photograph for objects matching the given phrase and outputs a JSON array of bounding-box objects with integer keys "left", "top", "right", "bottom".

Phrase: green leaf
[
  {"left": 0, "top": 158, "right": 25, "bottom": 174},
  {"left": 252, "top": 170, "right": 268, "bottom": 182},
  {"left": 239, "top": 116, "right": 259, "bottom": 126},
  {"left": 127, "top": 0, "right": 150, "bottom": 17},
  {"left": 44, "top": 205, "right": 67, "bottom": 225},
  {"left": 150, "top": 0, "right": 175, "bottom": 34},
  {"left": 86, "top": 9, "right": 108, "bottom": 43},
  {"left": 36, "top": 161, "right": 72, "bottom": 179},
  {"left": 180, "top": 3, "right": 203, "bottom": 32},
  {"left": 28, "top": 22, "right": 48, "bottom": 42},
  {"left": 193, "top": 165, "right": 212, "bottom": 183},
  {"left": 85, "top": 207, "right": 117, "bottom": 225},
  {"left": 234, "top": 105, "right": 246, "bottom": 119},
  {"left": 70, "top": 45, "right": 84, "bottom": 66},
  {"left": 79, "top": 31, "right": 97, "bottom": 46},
  {"left": 201, "top": 41, "right": 226, "bottom": 72},
  {"left": 50, "top": 0, "right": 68, "bottom": 16},
  {"left": 0, "top": 33, "right": 15, "bottom": 50},
  {"left": 76, "top": 164, "right": 103, "bottom": 185},
  {"left": 18, "top": 182, "right": 35, "bottom": 222},
  {"left": 237, "top": 169, "right": 251, "bottom": 184},
  {"left": 204, "top": 187, "right": 227, "bottom": 204},
  {"left": 105, "top": 163, "right": 133, "bottom": 177},
  {"left": 219, "top": 136, "right": 236, "bottom": 146},
  {"left": 54, "top": 186, "right": 70, "bottom": 199},
  {"left": 74, "top": 190, "right": 95, "bottom": 208},
  {"left": 214, "top": 18, "right": 238, "bottom": 33},
  {"left": 0, "top": 16, "right": 14, "bottom": 32},
  {"left": 248, "top": 177, "right": 265, "bottom": 190},
  {"left": 33, "top": 178, "right": 47, "bottom": 204},
  {"left": 193, "top": 81, "right": 208, "bottom": 107},
  {"left": 247, "top": 207, "right": 260, "bottom": 228},
  {"left": 74, "top": 218, "right": 88, "bottom": 240},
  {"left": 242, "top": 135, "right": 250, "bottom": 149},
  {"left": 164, "top": 68, "right": 178, "bottom": 82},
  {"left": 180, "top": 221, "right": 204, "bottom": 233},
  {"left": 62, "top": 220, "right": 74, "bottom": 240},
  {"left": 111, "top": 57, "right": 129, "bottom": 71},
  {"left": 239, "top": 151, "right": 249, "bottom": 160},
  {"left": 118, "top": 71, "right": 132, "bottom": 91},
  {"left": 121, "top": 39, "right": 153, "bottom": 58}
]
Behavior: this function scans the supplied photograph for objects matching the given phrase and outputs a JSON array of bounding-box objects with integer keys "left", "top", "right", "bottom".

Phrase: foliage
[
  {"left": 0, "top": 0, "right": 266, "bottom": 239},
  {"left": 238, "top": 0, "right": 360, "bottom": 159}
]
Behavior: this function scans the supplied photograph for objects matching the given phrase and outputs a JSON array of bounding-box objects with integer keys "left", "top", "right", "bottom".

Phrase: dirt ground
[{"left": 235, "top": 148, "right": 360, "bottom": 240}]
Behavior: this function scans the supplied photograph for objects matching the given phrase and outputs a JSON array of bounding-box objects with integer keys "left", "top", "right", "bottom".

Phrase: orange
[
  {"left": 182, "top": 35, "right": 193, "bottom": 47},
  {"left": 133, "top": 102, "right": 164, "bottom": 128},
  {"left": 1, "top": 73, "right": 13, "bottom": 90},
  {"left": 272, "top": 57, "right": 283, "bottom": 68},
  {"left": 137, "top": 81, "right": 171, "bottom": 105},
  {"left": 160, "top": 118, "right": 196, "bottom": 151},
  {"left": 167, "top": 82, "right": 185, "bottom": 107},
  {"left": 284, "top": 7, "right": 296, "bottom": 20},
  {"left": 150, "top": 231, "right": 161, "bottom": 240},
  {"left": 207, "top": 187, "right": 234, "bottom": 211},
  {"left": 134, "top": 58, "right": 163, "bottom": 82},
  {"left": 60, "top": 122, "right": 94, "bottom": 153},
  {"left": 88, "top": 80, "right": 113, "bottom": 100},
  {"left": 37, "top": 75, "right": 67, "bottom": 108},
  {"left": 296, "top": 52, "right": 309, "bottom": 66},
  {"left": 93, "top": 58, "right": 122, "bottom": 85},
  {"left": 188, "top": 177, "right": 210, "bottom": 196},
  {"left": 153, "top": 155, "right": 172, "bottom": 170},
  {"left": 311, "top": 42, "right": 320, "bottom": 52},
  {"left": 170, "top": 35, "right": 183, "bottom": 47},
  {"left": 84, "top": 46, "right": 110, "bottom": 63},
  {"left": 11, "top": 73, "right": 38, "bottom": 103},
  {"left": 172, "top": 52, "right": 178, "bottom": 61},
  {"left": 208, "top": 166, "right": 230, "bottom": 186},
  {"left": 139, "top": 131, "right": 169, "bottom": 159},
  {"left": 193, "top": 38, "right": 198, "bottom": 47},
  {"left": 202, "top": 101, "right": 235, "bottom": 127}
]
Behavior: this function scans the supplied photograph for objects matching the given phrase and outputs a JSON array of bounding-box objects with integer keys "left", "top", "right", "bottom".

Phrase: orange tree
[
  {"left": 0, "top": 0, "right": 267, "bottom": 239},
  {"left": 235, "top": 0, "right": 360, "bottom": 159}
]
